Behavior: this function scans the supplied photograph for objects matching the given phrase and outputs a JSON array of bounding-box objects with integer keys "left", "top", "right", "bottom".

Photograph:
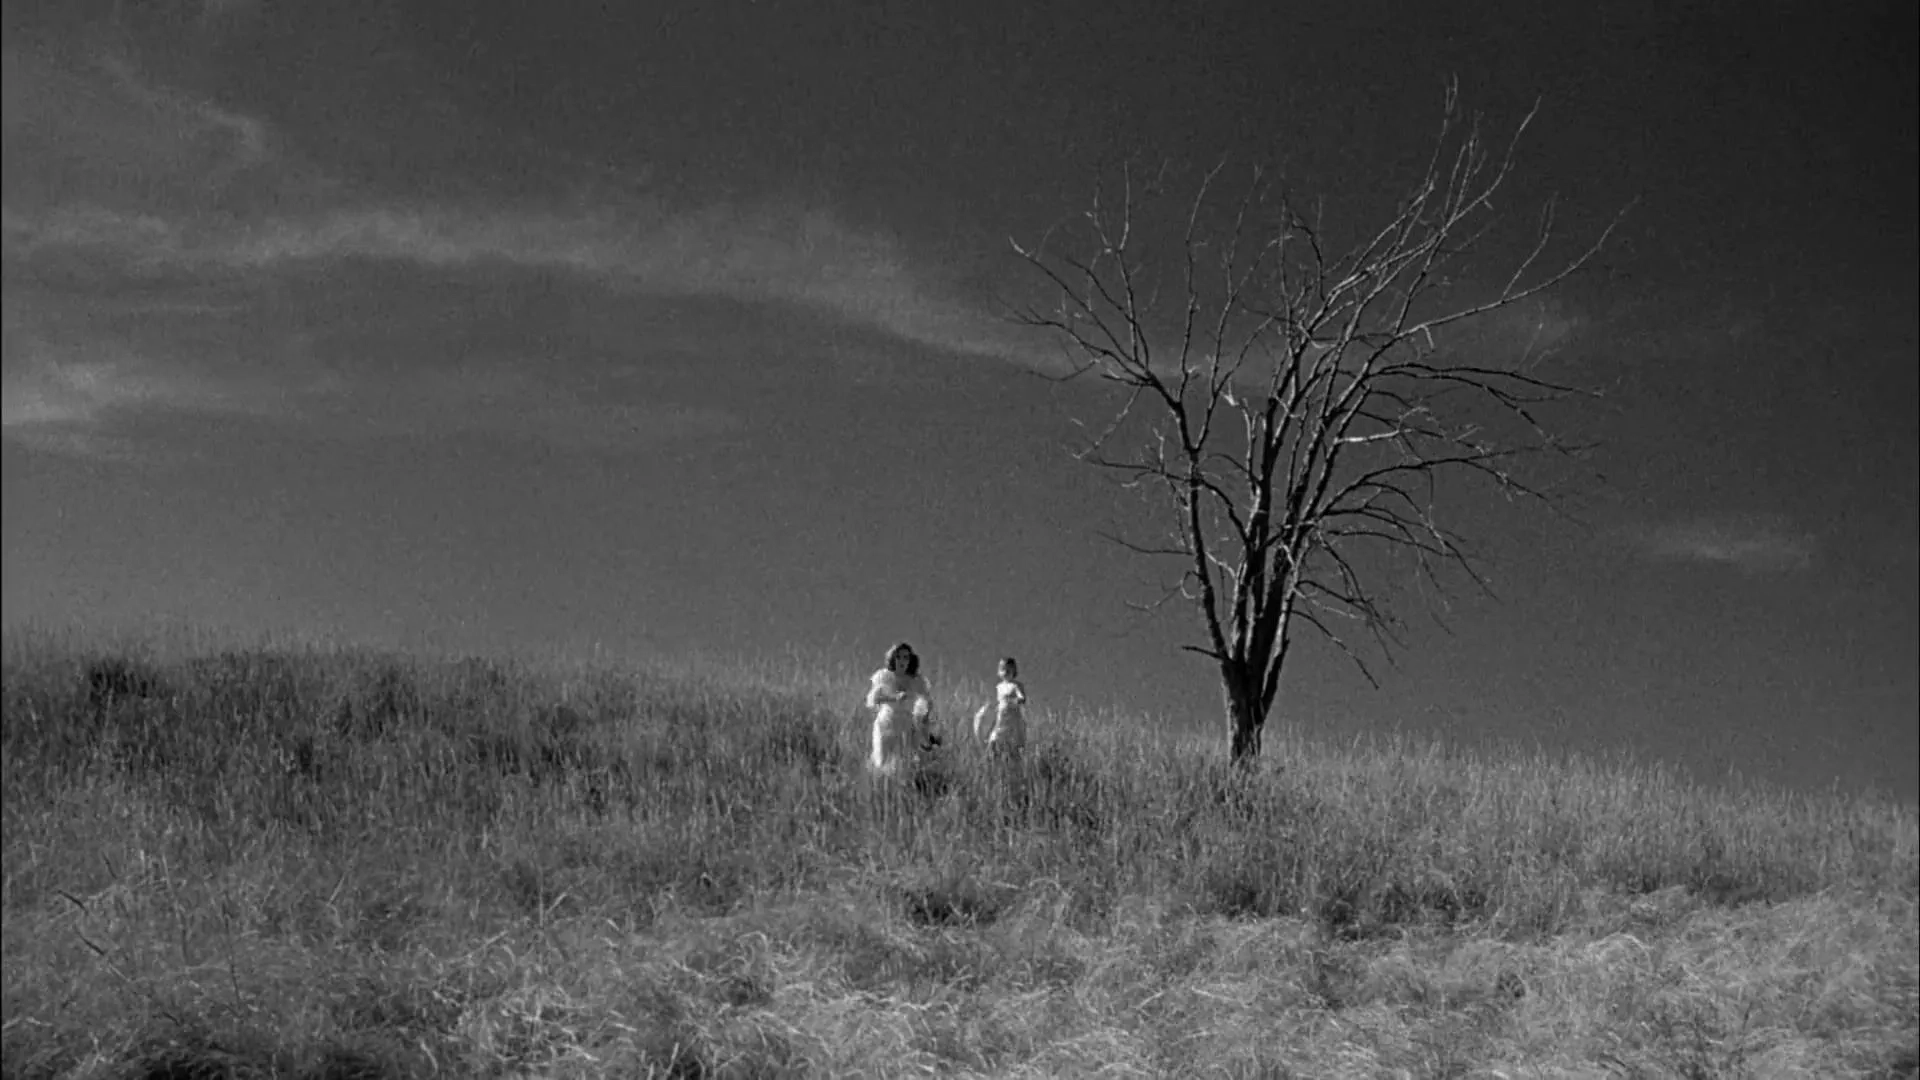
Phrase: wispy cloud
[
  {"left": 2, "top": 291, "right": 292, "bottom": 431},
  {"left": 1, "top": 291, "right": 746, "bottom": 459},
  {"left": 3, "top": 199, "right": 1034, "bottom": 364},
  {"left": 2, "top": 39, "right": 999, "bottom": 456},
  {"left": 2, "top": 39, "right": 1034, "bottom": 365},
  {"left": 1, "top": 357, "right": 270, "bottom": 463},
  {"left": 1615, "top": 514, "right": 1817, "bottom": 574},
  {"left": 1430, "top": 295, "right": 1588, "bottom": 366}
]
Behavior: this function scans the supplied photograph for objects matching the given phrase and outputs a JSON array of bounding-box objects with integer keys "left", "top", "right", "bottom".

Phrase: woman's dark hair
[{"left": 886, "top": 642, "right": 920, "bottom": 677}]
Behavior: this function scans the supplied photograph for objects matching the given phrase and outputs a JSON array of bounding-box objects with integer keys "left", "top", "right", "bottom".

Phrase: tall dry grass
[{"left": 3, "top": 628, "right": 1914, "bottom": 1078}]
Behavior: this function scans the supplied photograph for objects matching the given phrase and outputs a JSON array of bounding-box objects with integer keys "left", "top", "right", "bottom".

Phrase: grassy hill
[{"left": 2, "top": 630, "right": 1915, "bottom": 1078}]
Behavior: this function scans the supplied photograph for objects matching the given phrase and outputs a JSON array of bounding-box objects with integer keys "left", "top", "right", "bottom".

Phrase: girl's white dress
[
  {"left": 975, "top": 678, "right": 1026, "bottom": 752},
  {"left": 866, "top": 668, "right": 932, "bottom": 777}
]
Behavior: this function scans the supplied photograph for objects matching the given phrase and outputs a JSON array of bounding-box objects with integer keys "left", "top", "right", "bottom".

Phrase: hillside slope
[{"left": 3, "top": 633, "right": 1914, "bottom": 1078}]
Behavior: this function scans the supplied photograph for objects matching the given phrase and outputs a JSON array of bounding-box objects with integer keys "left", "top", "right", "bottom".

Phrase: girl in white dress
[
  {"left": 973, "top": 656, "right": 1028, "bottom": 758},
  {"left": 866, "top": 642, "right": 935, "bottom": 777}
]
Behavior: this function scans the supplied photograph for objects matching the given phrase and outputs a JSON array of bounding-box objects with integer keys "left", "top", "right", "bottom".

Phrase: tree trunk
[{"left": 1222, "top": 661, "right": 1264, "bottom": 764}]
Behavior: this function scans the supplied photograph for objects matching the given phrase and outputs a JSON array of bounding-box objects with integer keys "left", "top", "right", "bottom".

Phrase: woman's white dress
[
  {"left": 867, "top": 668, "right": 932, "bottom": 777},
  {"left": 984, "top": 678, "right": 1027, "bottom": 752}
]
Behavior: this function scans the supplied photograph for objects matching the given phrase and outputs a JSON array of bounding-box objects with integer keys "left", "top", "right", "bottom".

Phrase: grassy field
[{"left": 2, "top": 629, "right": 1915, "bottom": 1079}]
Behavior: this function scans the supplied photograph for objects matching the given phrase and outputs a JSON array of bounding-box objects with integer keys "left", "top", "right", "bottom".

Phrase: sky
[{"left": 4, "top": 0, "right": 1915, "bottom": 800}]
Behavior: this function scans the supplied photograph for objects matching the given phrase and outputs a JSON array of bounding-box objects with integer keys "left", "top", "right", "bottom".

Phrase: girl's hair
[
  {"left": 999, "top": 656, "right": 1018, "bottom": 675},
  {"left": 886, "top": 642, "right": 921, "bottom": 677}
]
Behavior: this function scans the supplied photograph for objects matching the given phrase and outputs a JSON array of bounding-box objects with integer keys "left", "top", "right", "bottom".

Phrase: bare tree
[{"left": 1010, "top": 89, "right": 1625, "bottom": 762}]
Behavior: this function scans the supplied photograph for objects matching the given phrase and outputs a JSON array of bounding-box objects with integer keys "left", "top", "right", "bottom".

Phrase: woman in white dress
[
  {"left": 972, "top": 656, "right": 1028, "bottom": 758},
  {"left": 866, "top": 642, "right": 936, "bottom": 778}
]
